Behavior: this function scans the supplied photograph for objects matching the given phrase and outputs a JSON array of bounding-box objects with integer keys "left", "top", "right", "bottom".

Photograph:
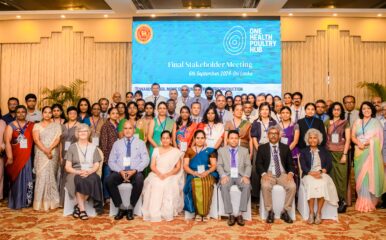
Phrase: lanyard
[
  {"left": 261, "top": 121, "right": 269, "bottom": 133},
  {"left": 158, "top": 117, "right": 167, "bottom": 130},
  {"left": 91, "top": 116, "right": 100, "bottom": 132},
  {"left": 304, "top": 116, "right": 315, "bottom": 129},
  {"left": 16, "top": 120, "right": 27, "bottom": 136},
  {"left": 331, "top": 119, "right": 340, "bottom": 133},
  {"left": 110, "top": 120, "right": 118, "bottom": 133},
  {"left": 195, "top": 146, "right": 205, "bottom": 155},
  {"left": 207, "top": 123, "right": 214, "bottom": 137},
  {"left": 78, "top": 143, "right": 89, "bottom": 160},
  {"left": 67, "top": 121, "right": 77, "bottom": 131},
  {"left": 233, "top": 119, "right": 240, "bottom": 131},
  {"left": 362, "top": 119, "right": 372, "bottom": 135},
  {"left": 124, "top": 137, "right": 134, "bottom": 157}
]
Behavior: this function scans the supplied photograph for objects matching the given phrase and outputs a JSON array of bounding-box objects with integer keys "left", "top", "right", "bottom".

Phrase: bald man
[{"left": 111, "top": 92, "right": 122, "bottom": 108}]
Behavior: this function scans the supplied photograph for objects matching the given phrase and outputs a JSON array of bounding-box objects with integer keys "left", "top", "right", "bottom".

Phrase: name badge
[
  {"left": 123, "top": 157, "right": 131, "bottom": 167},
  {"left": 134, "top": 134, "right": 140, "bottom": 139},
  {"left": 64, "top": 141, "right": 71, "bottom": 151},
  {"left": 231, "top": 167, "right": 238, "bottom": 178},
  {"left": 20, "top": 138, "right": 28, "bottom": 149},
  {"left": 80, "top": 163, "right": 92, "bottom": 170},
  {"left": 197, "top": 165, "right": 205, "bottom": 174},
  {"left": 358, "top": 135, "right": 368, "bottom": 144},
  {"left": 180, "top": 142, "right": 188, "bottom": 152},
  {"left": 281, "top": 137, "right": 289, "bottom": 145},
  {"left": 92, "top": 137, "right": 99, "bottom": 146},
  {"left": 331, "top": 133, "right": 339, "bottom": 144},
  {"left": 207, "top": 138, "right": 215, "bottom": 148}
]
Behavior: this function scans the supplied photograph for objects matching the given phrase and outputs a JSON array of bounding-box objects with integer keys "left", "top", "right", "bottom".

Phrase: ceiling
[{"left": 0, "top": 0, "right": 385, "bottom": 20}]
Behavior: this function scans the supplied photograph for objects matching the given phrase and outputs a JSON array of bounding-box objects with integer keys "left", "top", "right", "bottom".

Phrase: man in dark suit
[{"left": 256, "top": 125, "right": 296, "bottom": 224}]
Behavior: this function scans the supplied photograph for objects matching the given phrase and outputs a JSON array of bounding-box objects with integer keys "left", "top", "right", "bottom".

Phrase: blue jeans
[{"left": 102, "top": 163, "right": 111, "bottom": 199}]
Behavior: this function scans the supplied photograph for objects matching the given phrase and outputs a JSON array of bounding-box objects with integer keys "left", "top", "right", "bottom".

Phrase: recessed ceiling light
[
  {"left": 288, "top": 13, "right": 293, "bottom": 16},
  {"left": 104, "top": 14, "right": 108, "bottom": 18},
  {"left": 61, "top": 15, "right": 66, "bottom": 18},
  {"left": 377, "top": 13, "right": 382, "bottom": 17},
  {"left": 150, "top": 14, "right": 156, "bottom": 18},
  {"left": 333, "top": 13, "right": 338, "bottom": 17},
  {"left": 195, "top": 13, "right": 201, "bottom": 17},
  {"left": 16, "top": 15, "right": 21, "bottom": 19},
  {"left": 242, "top": 13, "right": 247, "bottom": 17}
]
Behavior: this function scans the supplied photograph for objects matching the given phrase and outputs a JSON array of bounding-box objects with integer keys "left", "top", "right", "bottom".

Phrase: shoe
[
  {"left": 72, "top": 204, "right": 80, "bottom": 218},
  {"left": 79, "top": 211, "right": 89, "bottom": 220},
  {"left": 126, "top": 209, "right": 134, "bottom": 220},
  {"left": 227, "top": 215, "right": 236, "bottom": 226},
  {"left": 266, "top": 210, "right": 274, "bottom": 224},
  {"left": 338, "top": 200, "right": 347, "bottom": 213},
  {"left": 314, "top": 214, "right": 322, "bottom": 225},
  {"left": 114, "top": 209, "right": 126, "bottom": 220},
  {"left": 236, "top": 215, "right": 245, "bottom": 226},
  {"left": 280, "top": 210, "right": 293, "bottom": 224},
  {"left": 307, "top": 213, "right": 314, "bottom": 224}
]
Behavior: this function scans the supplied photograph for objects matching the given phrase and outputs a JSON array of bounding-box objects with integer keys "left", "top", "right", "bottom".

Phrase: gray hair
[
  {"left": 382, "top": 101, "right": 386, "bottom": 109},
  {"left": 74, "top": 123, "right": 91, "bottom": 139},
  {"left": 304, "top": 128, "right": 323, "bottom": 146},
  {"left": 180, "top": 85, "right": 190, "bottom": 92},
  {"left": 267, "top": 125, "right": 281, "bottom": 135}
]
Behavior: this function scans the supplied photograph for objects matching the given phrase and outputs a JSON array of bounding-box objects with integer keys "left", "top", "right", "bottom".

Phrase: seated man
[
  {"left": 256, "top": 126, "right": 296, "bottom": 224},
  {"left": 217, "top": 130, "right": 251, "bottom": 226},
  {"left": 106, "top": 121, "right": 149, "bottom": 220}
]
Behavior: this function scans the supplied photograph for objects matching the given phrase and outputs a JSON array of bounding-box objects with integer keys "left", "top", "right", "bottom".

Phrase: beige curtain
[
  {"left": 0, "top": 26, "right": 131, "bottom": 111},
  {"left": 283, "top": 25, "right": 386, "bottom": 104}
]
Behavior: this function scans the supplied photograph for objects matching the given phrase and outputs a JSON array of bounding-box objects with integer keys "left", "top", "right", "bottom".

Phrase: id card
[
  {"left": 281, "top": 137, "right": 288, "bottom": 145},
  {"left": 92, "top": 137, "right": 99, "bottom": 146},
  {"left": 197, "top": 165, "right": 205, "bottom": 174},
  {"left": 64, "top": 141, "right": 71, "bottom": 151},
  {"left": 207, "top": 138, "right": 215, "bottom": 148},
  {"left": 359, "top": 135, "right": 368, "bottom": 144},
  {"left": 180, "top": 142, "right": 188, "bottom": 152},
  {"left": 20, "top": 138, "right": 28, "bottom": 149},
  {"left": 231, "top": 167, "right": 238, "bottom": 178},
  {"left": 123, "top": 157, "right": 131, "bottom": 167},
  {"left": 331, "top": 133, "right": 339, "bottom": 144}
]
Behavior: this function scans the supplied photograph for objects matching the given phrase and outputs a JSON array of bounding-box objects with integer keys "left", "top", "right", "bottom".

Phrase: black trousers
[{"left": 106, "top": 171, "right": 144, "bottom": 208}]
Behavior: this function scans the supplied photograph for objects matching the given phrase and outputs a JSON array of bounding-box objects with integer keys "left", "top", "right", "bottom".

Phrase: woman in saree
[
  {"left": 173, "top": 106, "right": 198, "bottom": 152},
  {"left": 32, "top": 106, "right": 62, "bottom": 211},
  {"left": 183, "top": 130, "right": 218, "bottom": 221},
  {"left": 351, "top": 101, "right": 385, "bottom": 212}
]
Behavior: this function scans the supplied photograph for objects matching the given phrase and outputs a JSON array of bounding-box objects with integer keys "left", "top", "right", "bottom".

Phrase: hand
[
  {"left": 120, "top": 170, "right": 127, "bottom": 180},
  {"left": 286, "top": 173, "right": 294, "bottom": 182},
  {"left": 5, "top": 157, "right": 13, "bottom": 166},
  {"left": 47, "top": 153, "right": 53, "bottom": 160},
  {"left": 241, "top": 176, "right": 250, "bottom": 185},
  {"left": 363, "top": 140, "right": 370, "bottom": 147},
  {"left": 220, "top": 176, "right": 229, "bottom": 185},
  {"left": 262, "top": 173, "right": 272, "bottom": 182},
  {"left": 357, "top": 143, "right": 365, "bottom": 150},
  {"left": 199, "top": 171, "right": 209, "bottom": 178},
  {"left": 157, "top": 172, "right": 167, "bottom": 180},
  {"left": 340, "top": 155, "right": 347, "bottom": 164}
]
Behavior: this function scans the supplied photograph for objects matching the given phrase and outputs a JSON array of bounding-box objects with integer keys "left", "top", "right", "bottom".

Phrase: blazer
[
  {"left": 255, "top": 142, "right": 294, "bottom": 176},
  {"left": 299, "top": 146, "right": 332, "bottom": 177},
  {"left": 217, "top": 146, "right": 251, "bottom": 178}
]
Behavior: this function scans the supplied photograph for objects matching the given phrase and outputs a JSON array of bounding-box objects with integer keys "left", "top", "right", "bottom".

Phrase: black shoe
[
  {"left": 114, "top": 209, "right": 127, "bottom": 220},
  {"left": 227, "top": 215, "right": 236, "bottom": 226},
  {"left": 280, "top": 210, "right": 293, "bottom": 224},
  {"left": 266, "top": 210, "right": 274, "bottom": 224},
  {"left": 236, "top": 215, "right": 245, "bottom": 226},
  {"left": 338, "top": 200, "right": 347, "bottom": 213},
  {"left": 126, "top": 209, "right": 134, "bottom": 221}
]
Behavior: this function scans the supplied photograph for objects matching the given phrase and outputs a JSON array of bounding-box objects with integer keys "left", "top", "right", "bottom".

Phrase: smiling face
[
  {"left": 42, "top": 107, "right": 52, "bottom": 121},
  {"left": 194, "top": 132, "right": 206, "bottom": 147},
  {"left": 361, "top": 104, "right": 372, "bottom": 118}
]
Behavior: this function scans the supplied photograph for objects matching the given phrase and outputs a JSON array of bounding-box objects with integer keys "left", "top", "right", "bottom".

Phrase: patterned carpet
[{"left": 0, "top": 202, "right": 385, "bottom": 240}]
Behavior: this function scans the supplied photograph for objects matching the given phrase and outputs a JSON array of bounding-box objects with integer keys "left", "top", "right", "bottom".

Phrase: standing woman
[
  {"left": 52, "top": 104, "right": 66, "bottom": 124},
  {"left": 199, "top": 106, "right": 224, "bottom": 149},
  {"left": 148, "top": 102, "right": 175, "bottom": 158},
  {"left": 351, "top": 101, "right": 385, "bottom": 212},
  {"left": 173, "top": 106, "right": 197, "bottom": 152},
  {"left": 297, "top": 103, "right": 327, "bottom": 150},
  {"left": 32, "top": 106, "right": 62, "bottom": 211},
  {"left": 83, "top": 103, "right": 105, "bottom": 146},
  {"left": 247, "top": 94, "right": 258, "bottom": 109},
  {"left": 224, "top": 104, "right": 253, "bottom": 154},
  {"left": 279, "top": 106, "right": 300, "bottom": 190},
  {"left": 325, "top": 102, "right": 351, "bottom": 213},
  {"left": 225, "top": 96, "right": 234, "bottom": 113},
  {"left": 283, "top": 93, "right": 293, "bottom": 107},
  {"left": 142, "top": 130, "right": 184, "bottom": 222},
  {"left": 77, "top": 98, "right": 91, "bottom": 124},
  {"left": 183, "top": 130, "right": 218, "bottom": 221},
  {"left": 116, "top": 102, "right": 127, "bottom": 122},
  {"left": 99, "top": 107, "right": 119, "bottom": 202},
  {"left": 0, "top": 110, "right": 6, "bottom": 201},
  {"left": 59, "top": 106, "right": 80, "bottom": 207},
  {"left": 265, "top": 94, "right": 274, "bottom": 110},
  {"left": 4, "top": 105, "right": 34, "bottom": 209},
  {"left": 143, "top": 102, "right": 156, "bottom": 153},
  {"left": 118, "top": 102, "right": 146, "bottom": 141}
]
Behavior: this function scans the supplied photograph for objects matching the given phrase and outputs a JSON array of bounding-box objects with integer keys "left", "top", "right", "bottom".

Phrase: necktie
[
  {"left": 126, "top": 138, "right": 131, "bottom": 157},
  {"left": 219, "top": 111, "right": 224, "bottom": 122},
  {"left": 153, "top": 96, "right": 158, "bottom": 106},
  {"left": 295, "top": 110, "right": 299, "bottom": 122},
  {"left": 183, "top": 98, "right": 187, "bottom": 104},
  {"left": 195, "top": 98, "right": 199, "bottom": 103},
  {"left": 246, "top": 116, "right": 250, "bottom": 121},
  {"left": 273, "top": 145, "right": 281, "bottom": 177},
  {"left": 230, "top": 148, "right": 237, "bottom": 168},
  {"left": 347, "top": 112, "right": 351, "bottom": 126}
]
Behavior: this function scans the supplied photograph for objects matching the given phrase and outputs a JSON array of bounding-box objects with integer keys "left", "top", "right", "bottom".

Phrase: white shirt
[
  {"left": 268, "top": 143, "right": 286, "bottom": 176},
  {"left": 144, "top": 95, "right": 168, "bottom": 105},
  {"left": 26, "top": 110, "right": 42, "bottom": 123},
  {"left": 345, "top": 109, "right": 359, "bottom": 128},
  {"left": 290, "top": 105, "right": 305, "bottom": 122},
  {"left": 217, "top": 109, "right": 233, "bottom": 124}
]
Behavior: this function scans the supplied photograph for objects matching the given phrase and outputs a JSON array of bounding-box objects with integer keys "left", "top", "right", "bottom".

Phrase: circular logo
[
  {"left": 223, "top": 26, "right": 246, "bottom": 55},
  {"left": 135, "top": 24, "right": 153, "bottom": 44}
]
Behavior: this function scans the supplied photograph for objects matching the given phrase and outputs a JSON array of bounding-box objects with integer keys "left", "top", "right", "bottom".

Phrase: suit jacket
[
  {"left": 255, "top": 142, "right": 294, "bottom": 176},
  {"left": 217, "top": 146, "right": 251, "bottom": 178},
  {"left": 299, "top": 146, "right": 332, "bottom": 177}
]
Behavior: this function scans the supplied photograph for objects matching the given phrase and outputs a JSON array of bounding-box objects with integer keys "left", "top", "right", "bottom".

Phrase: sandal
[
  {"left": 79, "top": 211, "right": 89, "bottom": 220},
  {"left": 195, "top": 215, "right": 202, "bottom": 222},
  {"left": 72, "top": 204, "right": 80, "bottom": 218}
]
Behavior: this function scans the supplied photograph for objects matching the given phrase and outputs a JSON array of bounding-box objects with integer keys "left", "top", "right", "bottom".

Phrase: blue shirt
[
  {"left": 108, "top": 137, "right": 150, "bottom": 172},
  {"left": 2, "top": 113, "right": 15, "bottom": 125}
]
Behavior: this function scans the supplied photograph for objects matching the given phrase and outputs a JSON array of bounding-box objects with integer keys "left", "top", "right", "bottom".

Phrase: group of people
[{"left": 0, "top": 83, "right": 385, "bottom": 226}]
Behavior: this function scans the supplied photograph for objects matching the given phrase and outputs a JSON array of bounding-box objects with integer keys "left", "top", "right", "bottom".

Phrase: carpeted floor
[{"left": 0, "top": 202, "right": 385, "bottom": 240}]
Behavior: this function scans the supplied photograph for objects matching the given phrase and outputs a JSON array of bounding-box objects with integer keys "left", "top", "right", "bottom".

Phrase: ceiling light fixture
[
  {"left": 16, "top": 15, "right": 21, "bottom": 19},
  {"left": 104, "top": 14, "right": 108, "bottom": 18},
  {"left": 150, "top": 14, "right": 156, "bottom": 18},
  {"left": 195, "top": 13, "right": 201, "bottom": 17},
  {"left": 61, "top": 15, "right": 66, "bottom": 19},
  {"left": 288, "top": 13, "right": 293, "bottom": 16},
  {"left": 377, "top": 13, "right": 382, "bottom": 17},
  {"left": 332, "top": 13, "right": 338, "bottom": 17},
  {"left": 242, "top": 13, "right": 247, "bottom": 17}
]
